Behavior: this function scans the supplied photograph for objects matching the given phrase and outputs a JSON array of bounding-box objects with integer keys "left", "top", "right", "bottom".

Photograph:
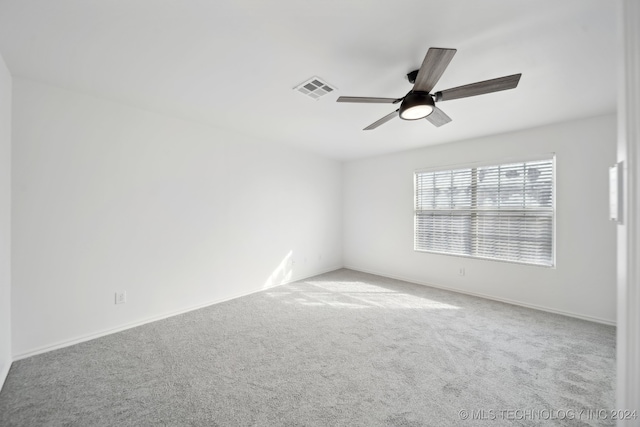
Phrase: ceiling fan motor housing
[
  {"left": 407, "top": 69, "right": 420, "bottom": 84},
  {"left": 399, "top": 91, "right": 434, "bottom": 120}
]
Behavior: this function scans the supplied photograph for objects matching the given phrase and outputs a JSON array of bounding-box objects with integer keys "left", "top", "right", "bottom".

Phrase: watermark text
[{"left": 458, "top": 408, "right": 638, "bottom": 421}]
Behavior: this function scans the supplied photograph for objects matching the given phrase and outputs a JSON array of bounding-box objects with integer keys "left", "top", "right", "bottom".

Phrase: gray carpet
[{"left": 0, "top": 269, "right": 615, "bottom": 426}]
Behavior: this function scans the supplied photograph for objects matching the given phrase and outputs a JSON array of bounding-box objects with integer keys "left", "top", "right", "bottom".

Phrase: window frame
[{"left": 413, "top": 154, "right": 556, "bottom": 268}]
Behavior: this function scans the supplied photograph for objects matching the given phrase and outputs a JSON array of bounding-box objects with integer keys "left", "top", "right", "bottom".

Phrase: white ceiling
[{"left": 0, "top": 0, "right": 618, "bottom": 160}]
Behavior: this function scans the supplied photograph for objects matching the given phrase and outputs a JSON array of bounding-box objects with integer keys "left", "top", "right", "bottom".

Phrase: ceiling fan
[{"left": 337, "top": 48, "right": 522, "bottom": 130}]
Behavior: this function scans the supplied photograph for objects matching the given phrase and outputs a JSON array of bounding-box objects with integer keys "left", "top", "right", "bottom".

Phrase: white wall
[
  {"left": 343, "top": 114, "right": 617, "bottom": 324},
  {"left": 0, "top": 52, "right": 12, "bottom": 387},
  {"left": 11, "top": 78, "right": 342, "bottom": 358}
]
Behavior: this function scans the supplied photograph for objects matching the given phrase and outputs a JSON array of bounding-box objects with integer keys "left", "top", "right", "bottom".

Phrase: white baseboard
[
  {"left": 344, "top": 265, "right": 616, "bottom": 326},
  {"left": 12, "top": 265, "right": 343, "bottom": 362},
  {"left": 13, "top": 263, "right": 612, "bottom": 362}
]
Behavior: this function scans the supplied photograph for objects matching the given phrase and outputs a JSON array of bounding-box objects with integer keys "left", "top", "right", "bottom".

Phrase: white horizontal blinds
[
  {"left": 474, "top": 160, "right": 553, "bottom": 265},
  {"left": 415, "top": 212, "right": 472, "bottom": 256},
  {"left": 415, "top": 168, "right": 473, "bottom": 256},
  {"left": 474, "top": 214, "right": 553, "bottom": 265},
  {"left": 415, "top": 168, "right": 472, "bottom": 209},
  {"left": 415, "top": 158, "right": 554, "bottom": 266},
  {"left": 476, "top": 161, "right": 553, "bottom": 210}
]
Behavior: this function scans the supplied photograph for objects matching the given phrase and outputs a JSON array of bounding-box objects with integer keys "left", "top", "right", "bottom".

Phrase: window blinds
[{"left": 415, "top": 158, "right": 554, "bottom": 267}]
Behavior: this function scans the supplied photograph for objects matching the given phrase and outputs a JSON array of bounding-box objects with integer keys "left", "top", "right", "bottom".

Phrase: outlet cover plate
[{"left": 115, "top": 291, "right": 127, "bottom": 305}]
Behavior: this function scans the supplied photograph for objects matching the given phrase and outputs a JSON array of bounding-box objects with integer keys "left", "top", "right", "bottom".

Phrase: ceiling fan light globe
[
  {"left": 399, "top": 92, "right": 435, "bottom": 120},
  {"left": 400, "top": 104, "right": 434, "bottom": 120}
]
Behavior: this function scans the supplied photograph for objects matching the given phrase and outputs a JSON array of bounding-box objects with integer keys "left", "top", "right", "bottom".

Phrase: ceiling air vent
[{"left": 293, "top": 77, "right": 336, "bottom": 100}]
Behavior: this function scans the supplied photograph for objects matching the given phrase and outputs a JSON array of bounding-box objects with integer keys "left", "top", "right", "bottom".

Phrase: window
[{"left": 414, "top": 157, "right": 554, "bottom": 267}]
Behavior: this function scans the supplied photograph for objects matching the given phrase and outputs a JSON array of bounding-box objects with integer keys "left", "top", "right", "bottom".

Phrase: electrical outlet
[
  {"left": 115, "top": 291, "right": 127, "bottom": 305},
  {"left": 458, "top": 268, "right": 465, "bottom": 276}
]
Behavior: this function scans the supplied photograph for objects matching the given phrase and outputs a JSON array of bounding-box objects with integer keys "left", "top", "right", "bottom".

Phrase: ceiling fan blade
[
  {"left": 363, "top": 109, "right": 399, "bottom": 130},
  {"left": 337, "top": 96, "right": 400, "bottom": 104},
  {"left": 413, "top": 48, "right": 457, "bottom": 93},
  {"left": 435, "top": 73, "right": 522, "bottom": 102},
  {"left": 426, "top": 107, "right": 452, "bottom": 127}
]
